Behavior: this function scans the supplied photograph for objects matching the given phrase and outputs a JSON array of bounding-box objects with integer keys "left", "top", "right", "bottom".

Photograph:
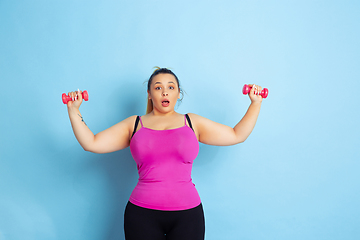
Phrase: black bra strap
[
  {"left": 131, "top": 116, "right": 140, "bottom": 138},
  {"left": 185, "top": 114, "right": 194, "bottom": 132}
]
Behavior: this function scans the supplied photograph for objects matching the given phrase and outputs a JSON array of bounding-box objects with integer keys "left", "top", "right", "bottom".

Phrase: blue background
[{"left": 1, "top": 0, "right": 359, "bottom": 239}]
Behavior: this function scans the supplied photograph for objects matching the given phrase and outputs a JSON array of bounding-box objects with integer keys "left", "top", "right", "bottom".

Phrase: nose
[{"left": 162, "top": 91, "right": 168, "bottom": 96}]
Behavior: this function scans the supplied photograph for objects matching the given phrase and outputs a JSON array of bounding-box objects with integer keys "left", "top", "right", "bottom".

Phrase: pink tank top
[{"left": 129, "top": 115, "right": 201, "bottom": 211}]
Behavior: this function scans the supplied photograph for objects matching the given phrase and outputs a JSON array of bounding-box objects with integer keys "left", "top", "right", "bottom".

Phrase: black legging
[{"left": 124, "top": 202, "right": 205, "bottom": 240}]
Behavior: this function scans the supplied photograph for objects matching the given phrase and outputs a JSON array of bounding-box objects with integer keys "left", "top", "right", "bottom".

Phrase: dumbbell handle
[
  {"left": 62, "top": 90, "right": 89, "bottom": 104},
  {"left": 242, "top": 84, "right": 268, "bottom": 98}
]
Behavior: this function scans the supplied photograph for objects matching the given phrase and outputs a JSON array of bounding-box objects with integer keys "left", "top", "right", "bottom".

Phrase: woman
[{"left": 66, "top": 67, "right": 263, "bottom": 240}]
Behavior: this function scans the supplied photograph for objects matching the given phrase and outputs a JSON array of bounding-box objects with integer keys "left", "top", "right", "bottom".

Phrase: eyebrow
[{"left": 154, "top": 81, "right": 176, "bottom": 85}]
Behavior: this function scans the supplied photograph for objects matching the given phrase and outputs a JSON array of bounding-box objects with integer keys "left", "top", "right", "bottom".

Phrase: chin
[{"left": 155, "top": 107, "right": 175, "bottom": 114}]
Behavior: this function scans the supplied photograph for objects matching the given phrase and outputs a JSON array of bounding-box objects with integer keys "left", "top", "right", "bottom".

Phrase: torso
[{"left": 129, "top": 114, "right": 201, "bottom": 211}]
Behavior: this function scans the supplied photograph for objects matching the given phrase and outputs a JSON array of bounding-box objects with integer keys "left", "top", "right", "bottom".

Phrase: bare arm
[
  {"left": 67, "top": 90, "right": 135, "bottom": 153},
  {"left": 190, "top": 84, "right": 263, "bottom": 146}
]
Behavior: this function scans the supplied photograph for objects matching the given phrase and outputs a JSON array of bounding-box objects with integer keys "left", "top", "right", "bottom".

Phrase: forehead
[{"left": 152, "top": 73, "right": 177, "bottom": 85}]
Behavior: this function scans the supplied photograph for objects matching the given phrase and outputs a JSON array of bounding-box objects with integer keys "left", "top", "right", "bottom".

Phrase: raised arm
[
  {"left": 189, "top": 84, "right": 263, "bottom": 146},
  {"left": 66, "top": 90, "right": 136, "bottom": 153}
]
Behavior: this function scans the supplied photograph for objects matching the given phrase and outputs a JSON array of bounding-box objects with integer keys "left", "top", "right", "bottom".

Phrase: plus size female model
[{"left": 66, "top": 67, "right": 264, "bottom": 240}]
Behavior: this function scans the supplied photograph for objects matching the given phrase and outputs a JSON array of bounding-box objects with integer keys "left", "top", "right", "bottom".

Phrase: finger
[
  {"left": 77, "top": 89, "right": 83, "bottom": 101},
  {"left": 70, "top": 91, "right": 76, "bottom": 101},
  {"left": 252, "top": 84, "right": 257, "bottom": 95},
  {"left": 246, "top": 84, "right": 258, "bottom": 90},
  {"left": 73, "top": 90, "right": 79, "bottom": 101},
  {"left": 68, "top": 92, "right": 73, "bottom": 101}
]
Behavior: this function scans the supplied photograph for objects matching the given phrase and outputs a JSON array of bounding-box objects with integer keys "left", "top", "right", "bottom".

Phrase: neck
[{"left": 150, "top": 108, "right": 177, "bottom": 116}]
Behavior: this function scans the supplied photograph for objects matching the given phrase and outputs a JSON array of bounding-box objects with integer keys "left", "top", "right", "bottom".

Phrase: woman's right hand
[{"left": 67, "top": 89, "right": 83, "bottom": 110}]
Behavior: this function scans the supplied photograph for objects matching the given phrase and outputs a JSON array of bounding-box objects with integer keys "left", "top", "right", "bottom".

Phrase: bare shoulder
[
  {"left": 91, "top": 115, "right": 140, "bottom": 153},
  {"left": 186, "top": 113, "right": 236, "bottom": 145},
  {"left": 186, "top": 113, "right": 212, "bottom": 136},
  {"left": 187, "top": 113, "right": 202, "bottom": 120},
  {"left": 110, "top": 115, "right": 139, "bottom": 141},
  {"left": 123, "top": 115, "right": 139, "bottom": 124},
  {"left": 120, "top": 115, "right": 138, "bottom": 129},
  {"left": 186, "top": 112, "right": 222, "bottom": 131},
  {"left": 109, "top": 115, "right": 138, "bottom": 132},
  {"left": 187, "top": 113, "right": 212, "bottom": 124}
]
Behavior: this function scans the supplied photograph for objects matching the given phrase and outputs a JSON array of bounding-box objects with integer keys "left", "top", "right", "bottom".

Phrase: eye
[
  {"left": 155, "top": 86, "right": 161, "bottom": 90},
  {"left": 169, "top": 86, "right": 174, "bottom": 90}
]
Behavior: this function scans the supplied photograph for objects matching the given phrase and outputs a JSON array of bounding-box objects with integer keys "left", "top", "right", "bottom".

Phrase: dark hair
[
  {"left": 147, "top": 67, "right": 180, "bottom": 91},
  {"left": 146, "top": 67, "right": 184, "bottom": 114}
]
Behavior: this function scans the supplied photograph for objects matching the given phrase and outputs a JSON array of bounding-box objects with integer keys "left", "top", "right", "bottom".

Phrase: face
[{"left": 148, "top": 73, "right": 180, "bottom": 113}]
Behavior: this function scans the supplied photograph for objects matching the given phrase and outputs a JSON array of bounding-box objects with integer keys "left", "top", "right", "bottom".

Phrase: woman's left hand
[{"left": 247, "top": 84, "right": 263, "bottom": 103}]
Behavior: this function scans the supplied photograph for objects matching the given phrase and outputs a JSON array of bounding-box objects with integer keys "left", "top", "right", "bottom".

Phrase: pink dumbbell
[
  {"left": 62, "top": 90, "right": 89, "bottom": 104},
  {"left": 242, "top": 84, "right": 269, "bottom": 98}
]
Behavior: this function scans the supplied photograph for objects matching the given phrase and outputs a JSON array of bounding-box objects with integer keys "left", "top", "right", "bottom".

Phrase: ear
[
  {"left": 148, "top": 90, "right": 151, "bottom": 99},
  {"left": 178, "top": 88, "right": 181, "bottom": 99}
]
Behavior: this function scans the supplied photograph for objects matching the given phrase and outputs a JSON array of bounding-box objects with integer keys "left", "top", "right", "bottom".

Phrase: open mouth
[{"left": 162, "top": 100, "right": 170, "bottom": 107}]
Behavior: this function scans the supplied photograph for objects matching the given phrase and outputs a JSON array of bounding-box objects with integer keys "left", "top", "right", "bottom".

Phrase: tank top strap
[
  {"left": 185, "top": 114, "right": 194, "bottom": 132},
  {"left": 139, "top": 116, "right": 144, "bottom": 127}
]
